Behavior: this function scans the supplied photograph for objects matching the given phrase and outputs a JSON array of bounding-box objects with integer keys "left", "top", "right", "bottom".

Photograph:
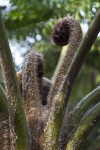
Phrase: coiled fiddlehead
[
  {"left": 22, "top": 50, "right": 43, "bottom": 150},
  {"left": 21, "top": 50, "right": 52, "bottom": 150},
  {"left": 48, "top": 17, "right": 82, "bottom": 108},
  {"left": 42, "top": 18, "right": 82, "bottom": 149}
]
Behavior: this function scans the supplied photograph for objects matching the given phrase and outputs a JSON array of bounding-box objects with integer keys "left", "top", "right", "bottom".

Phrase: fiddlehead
[
  {"left": 21, "top": 50, "right": 52, "bottom": 149},
  {"left": 22, "top": 50, "right": 43, "bottom": 150},
  {"left": 48, "top": 17, "right": 82, "bottom": 108},
  {"left": 41, "top": 18, "right": 82, "bottom": 149}
]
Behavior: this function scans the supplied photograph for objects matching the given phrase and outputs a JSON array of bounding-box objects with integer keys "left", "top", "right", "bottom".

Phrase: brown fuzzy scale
[{"left": 0, "top": 113, "right": 10, "bottom": 150}]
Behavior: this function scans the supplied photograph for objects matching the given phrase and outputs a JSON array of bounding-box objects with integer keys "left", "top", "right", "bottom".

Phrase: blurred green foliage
[
  {"left": 0, "top": 1, "right": 100, "bottom": 149},
  {"left": 2, "top": 0, "right": 100, "bottom": 39}
]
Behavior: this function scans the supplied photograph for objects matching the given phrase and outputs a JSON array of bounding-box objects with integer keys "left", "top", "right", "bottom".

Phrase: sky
[{"left": 0, "top": 0, "right": 9, "bottom": 6}]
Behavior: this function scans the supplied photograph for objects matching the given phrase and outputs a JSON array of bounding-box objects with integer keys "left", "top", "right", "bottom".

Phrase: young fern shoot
[
  {"left": 42, "top": 18, "right": 82, "bottom": 149},
  {"left": 48, "top": 17, "right": 82, "bottom": 109},
  {"left": 21, "top": 50, "right": 52, "bottom": 149},
  {"left": 22, "top": 50, "right": 44, "bottom": 150}
]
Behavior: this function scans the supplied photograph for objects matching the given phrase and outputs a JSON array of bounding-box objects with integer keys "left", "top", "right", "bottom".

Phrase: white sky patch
[
  {"left": 26, "top": 36, "right": 35, "bottom": 44},
  {"left": 81, "top": 23, "right": 100, "bottom": 37},
  {"left": 36, "top": 34, "right": 42, "bottom": 41},
  {"left": 81, "top": 23, "right": 88, "bottom": 33},
  {"left": 0, "top": 0, "right": 11, "bottom": 12},
  {"left": 80, "top": 10, "right": 85, "bottom": 17},
  {"left": 0, "top": 0, "right": 9, "bottom": 6},
  {"left": 9, "top": 40, "right": 28, "bottom": 69}
]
